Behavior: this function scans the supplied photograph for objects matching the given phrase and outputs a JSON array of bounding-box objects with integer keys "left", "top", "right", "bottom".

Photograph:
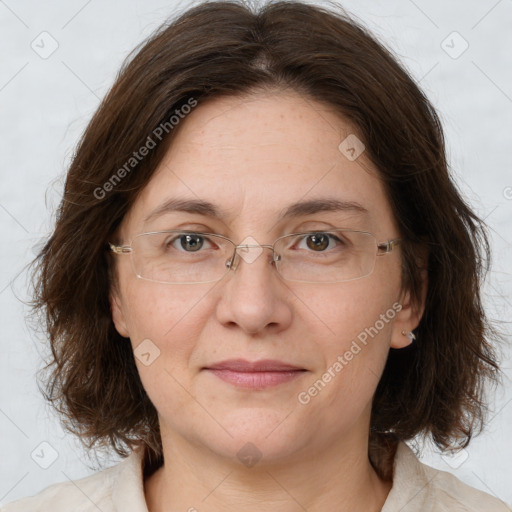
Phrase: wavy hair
[{"left": 29, "top": 0, "right": 502, "bottom": 480}]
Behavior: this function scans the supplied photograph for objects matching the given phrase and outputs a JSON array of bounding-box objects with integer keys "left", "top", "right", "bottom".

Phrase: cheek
[
  {"left": 300, "top": 272, "right": 399, "bottom": 350},
  {"left": 119, "top": 285, "right": 201, "bottom": 412},
  {"left": 297, "top": 278, "right": 400, "bottom": 405},
  {"left": 122, "top": 279, "right": 211, "bottom": 336},
  {"left": 120, "top": 281, "right": 212, "bottom": 374}
]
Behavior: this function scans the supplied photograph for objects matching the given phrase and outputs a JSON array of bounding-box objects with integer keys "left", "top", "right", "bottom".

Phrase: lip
[
  {"left": 203, "top": 359, "right": 307, "bottom": 389},
  {"left": 204, "top": 358, "right": 304, "bottom": 372}
]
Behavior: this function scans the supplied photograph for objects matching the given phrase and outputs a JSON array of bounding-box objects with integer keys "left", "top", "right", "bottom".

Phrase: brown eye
[{"left": 306, "top": 233, "right": 330, "bottom": 251}]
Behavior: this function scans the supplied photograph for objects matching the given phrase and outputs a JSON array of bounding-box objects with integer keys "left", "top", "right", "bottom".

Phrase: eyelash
[{"left": 164, "top": 231, "right": 346, "bottom": 253}]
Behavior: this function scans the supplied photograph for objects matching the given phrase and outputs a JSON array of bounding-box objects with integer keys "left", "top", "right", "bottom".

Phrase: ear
[
  {"left": 110, "top": 289, "right": 130, "bottom": 338},
  {"left": 390, "top": 267, "right": 428, "bottom": 349}
]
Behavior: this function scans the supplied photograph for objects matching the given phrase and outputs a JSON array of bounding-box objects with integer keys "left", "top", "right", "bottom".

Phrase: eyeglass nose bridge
[{"left": 225, "top": 242, "right": 281, "bottom": 272}]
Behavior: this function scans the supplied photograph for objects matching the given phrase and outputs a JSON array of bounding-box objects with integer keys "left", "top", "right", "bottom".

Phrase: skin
[{"left": 110, "top": 89, "right": 426, "bottom": 512}]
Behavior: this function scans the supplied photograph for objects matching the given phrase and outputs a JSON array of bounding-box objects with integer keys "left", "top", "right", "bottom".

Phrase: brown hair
[{"left": 29, "top": 0, "right": 502, "bottom": 480}]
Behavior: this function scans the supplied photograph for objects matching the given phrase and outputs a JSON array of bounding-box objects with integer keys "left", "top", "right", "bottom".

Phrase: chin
[{"left": 199, "top": 409, "right": 309, "bottom": 466}]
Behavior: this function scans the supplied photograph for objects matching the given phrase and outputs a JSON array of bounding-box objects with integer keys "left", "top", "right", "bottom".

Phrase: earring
[{"left": 401, "top": 330, "right": 416, "bottom": 343}]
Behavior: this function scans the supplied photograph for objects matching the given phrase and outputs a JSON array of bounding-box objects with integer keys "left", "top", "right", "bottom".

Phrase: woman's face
[{"left": 110, "top": 90, "right": 422, "bottom": 466}]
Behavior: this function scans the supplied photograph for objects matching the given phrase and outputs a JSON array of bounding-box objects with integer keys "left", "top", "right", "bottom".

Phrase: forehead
[{"left": 121, "top": 90, "right": 397, "bottom": 237}]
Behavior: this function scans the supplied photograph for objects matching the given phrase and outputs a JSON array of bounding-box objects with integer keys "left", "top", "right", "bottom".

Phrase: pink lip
[
  {"left": 203, "top": 359, "right": 307, "bottom": 389},
  {"left": 205, "top": 359, "right": 303, "bottom": 372}
]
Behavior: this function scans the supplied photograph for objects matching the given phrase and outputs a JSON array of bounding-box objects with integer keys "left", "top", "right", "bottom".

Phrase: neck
[{"left": 144, "top": 429, "right": 393, "bottom": 512}]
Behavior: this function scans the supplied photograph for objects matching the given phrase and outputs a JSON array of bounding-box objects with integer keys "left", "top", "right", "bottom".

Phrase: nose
[
  {"left": 214, "top": 243, "right": 292, "bottom": 335},
  {"left": 225, "top": 242, "right": 279, "bottom": 272}
]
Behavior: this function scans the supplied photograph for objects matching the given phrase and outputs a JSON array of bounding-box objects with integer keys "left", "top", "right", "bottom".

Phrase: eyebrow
[{"left": 143, "top": 197, "right": 369, "bottom": 224}]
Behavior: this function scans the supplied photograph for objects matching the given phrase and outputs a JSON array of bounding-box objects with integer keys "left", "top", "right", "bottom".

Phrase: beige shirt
[{"left": 2, "top": 441, "right": 510, "bottom": 511}]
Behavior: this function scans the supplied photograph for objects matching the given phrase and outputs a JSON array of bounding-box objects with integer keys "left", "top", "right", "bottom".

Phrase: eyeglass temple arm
[
  {"left": 377, "top": 238, "right": 402, "bottom": 254},
  {"left": 109, "top": 243, "right": 132, "bottom": 254}
]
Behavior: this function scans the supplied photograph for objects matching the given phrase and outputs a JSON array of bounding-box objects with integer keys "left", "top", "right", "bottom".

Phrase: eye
[
  {"left": 294, "top": 232, "right": 346, "bottom": 252},
  {"left": 165, "top": 232, "right": 216, "bottom": 252}
]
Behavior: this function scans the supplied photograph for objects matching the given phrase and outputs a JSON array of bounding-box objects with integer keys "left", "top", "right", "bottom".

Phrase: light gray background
[{"left": 1, "top": 0, "right": 511, "bottom": 507}]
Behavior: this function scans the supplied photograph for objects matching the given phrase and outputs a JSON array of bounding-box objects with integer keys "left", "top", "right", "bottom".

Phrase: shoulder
[
  {"left": 0, "top": 463, "right": 120, "bottom": 512},
  {"left": 1, "top": 448, "right": 147, "bottom": 512},
  {"left": 382, "top": 441, "right": 511, "bottom": 512}
]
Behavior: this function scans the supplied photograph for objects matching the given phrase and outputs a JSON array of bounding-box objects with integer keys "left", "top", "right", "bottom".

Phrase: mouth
[{"left": 202, "top": 359, "right": 307, "bottom": 389}]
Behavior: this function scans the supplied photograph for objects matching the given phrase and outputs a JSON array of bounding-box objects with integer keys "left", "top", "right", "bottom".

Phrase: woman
[{"left": 4, "top": 0, "right": 510, "bottom": 510}]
